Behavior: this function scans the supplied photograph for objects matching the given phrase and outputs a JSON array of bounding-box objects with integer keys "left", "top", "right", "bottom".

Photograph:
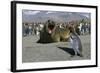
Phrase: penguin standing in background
[{"left": 69, "top": 26, "right": 83, "bottom": 57}]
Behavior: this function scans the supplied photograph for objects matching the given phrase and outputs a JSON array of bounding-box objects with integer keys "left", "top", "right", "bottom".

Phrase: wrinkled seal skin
[{"left": 37, "top": 20, "right": 71, "bottom": 43}]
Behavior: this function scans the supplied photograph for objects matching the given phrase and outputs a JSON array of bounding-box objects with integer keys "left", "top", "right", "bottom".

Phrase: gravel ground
[{"left": 22, "top": 35, "right": 91, "bottom": 63}]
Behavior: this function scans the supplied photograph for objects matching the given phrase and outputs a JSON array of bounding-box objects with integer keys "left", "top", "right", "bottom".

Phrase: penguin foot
[
  {"left": 70, "top": 55, "right": 75, "bottom": 57},
  {"left": 78, "top": 54, "right": 83, "bottom": 57}
]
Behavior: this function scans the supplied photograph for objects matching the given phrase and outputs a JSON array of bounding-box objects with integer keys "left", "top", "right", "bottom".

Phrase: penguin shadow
[{"left": 58, "top": 47, "right": 75, "bottom": 55}]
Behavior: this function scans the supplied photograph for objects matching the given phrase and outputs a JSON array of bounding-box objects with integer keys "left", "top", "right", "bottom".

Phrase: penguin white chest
[{"left": 70, "top": 35, "right": 79, "bottom": 50}]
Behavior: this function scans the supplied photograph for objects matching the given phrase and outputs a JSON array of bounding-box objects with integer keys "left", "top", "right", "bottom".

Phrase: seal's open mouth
[{"left": 48, "top": 24, "right": 55, "bottom": 34}]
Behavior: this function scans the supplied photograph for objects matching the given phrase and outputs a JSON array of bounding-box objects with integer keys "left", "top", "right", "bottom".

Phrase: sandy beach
[{"left": 22, "top": 35, "right": 91, "bottom": 63}]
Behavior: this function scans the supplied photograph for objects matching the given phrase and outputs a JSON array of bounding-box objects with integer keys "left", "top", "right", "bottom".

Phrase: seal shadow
[{"left": 58, "top": 47, "right": 75, "bottom": 55}]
